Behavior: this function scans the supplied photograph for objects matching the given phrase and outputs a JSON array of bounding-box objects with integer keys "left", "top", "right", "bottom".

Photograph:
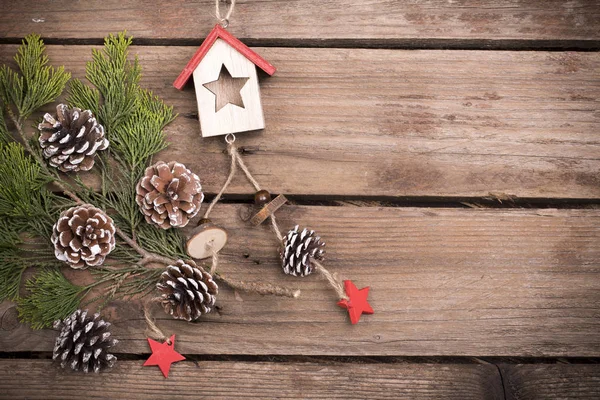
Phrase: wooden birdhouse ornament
[{"left": 173, "top": 24, "right": 276, "bottom": 137}]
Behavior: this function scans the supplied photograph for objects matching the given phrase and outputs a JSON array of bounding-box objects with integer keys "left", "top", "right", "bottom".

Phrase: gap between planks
[{"left": 1, "top": 37, "right": 600, "bottom": 52}]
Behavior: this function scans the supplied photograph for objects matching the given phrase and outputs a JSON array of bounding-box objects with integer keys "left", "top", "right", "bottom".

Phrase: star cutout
[
  {"left": 203, "top": 64, "right": 249, "bottom": 112},
  {"left": 143, "top": 335, "right": 185, "bottom": 378},
  {"left": 337, "top": 280, "right": 374, "bottom": 324}
]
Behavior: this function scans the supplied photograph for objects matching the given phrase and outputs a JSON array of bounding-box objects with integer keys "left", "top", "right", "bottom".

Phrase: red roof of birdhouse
[{"left": 173, "top": 24, "right": 276, "bottom": 90}]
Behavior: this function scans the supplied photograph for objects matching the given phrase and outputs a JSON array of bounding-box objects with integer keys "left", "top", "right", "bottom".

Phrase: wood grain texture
[
  {"left": 500, "top": 364, "right": 600, "bottom": 399},
  {"left": 1, "top": 206, "right": 599, "bottom": 357},
  {"left": 1, "top": 45, "right": 598, "bottom": 199},
  {"left": 0, "top": 1, "right": 599, "bottom": 43},
  {"left": 0, "top": 359, "right": 504, "bottom": 400}
]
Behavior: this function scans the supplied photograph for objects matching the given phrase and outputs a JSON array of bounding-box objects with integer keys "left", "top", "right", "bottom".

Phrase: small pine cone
[
  {"left": 136, "top": 161, "right": 203, "bottom": 230},
  {"left": 280, "top": 225, "right": 326, "bottom": 277},
  {"left": 157, "top": 260, "right": 218, "bottom": 321},
  {"left": 53, "top": 309, "right": 118, "bottom": 373},
  {"left": 51, "top": 204, "right": 116, "bottom": 269},
  {"left": 38, "top": 104, "right": 108, "bottom": 172}
]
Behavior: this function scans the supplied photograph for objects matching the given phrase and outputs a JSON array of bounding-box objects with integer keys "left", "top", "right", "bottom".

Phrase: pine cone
[
  {"left": 280, "top": 225, "right": 326, "bottom": 277},
  {"left": 52, "top": 204, "right": 116, "bottom": 269},
  {"left": 52, "top": 309, "right": 118, "bottom": 373},
  {"left": 157, "top": 260, "right": 218, "bottom": 321},
  {"left": 38, "top": 104, "right": 108, "bottom": 172},
  {"left": 136, "top": 161, "right": 203, "bottom": 230}
]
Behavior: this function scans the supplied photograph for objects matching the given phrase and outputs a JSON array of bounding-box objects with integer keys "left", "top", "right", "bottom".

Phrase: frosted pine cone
[
  {"left": 157, "top": 260, "right": 218, "bottom": 321},
  {"left": 280, "top": 225, "right": 326, "bottom": 277},
  {"left": 38, "top": 104, "right": 108, "bottom": 172},
  {"left": 52, "top": 204, "right": 116, "bottom": 269},
  {"left": 136, "top": 161, "right": 203, "bottom": 229},
  {"left": 53, "top": 309, "right": 118, "bottom": 373}
]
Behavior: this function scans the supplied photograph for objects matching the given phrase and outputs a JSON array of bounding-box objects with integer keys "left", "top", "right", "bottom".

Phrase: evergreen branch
[
  {"left": 0, "top": 105, "right": 10, "bottom": 145},
  {"left": 0, "top": 252, "right": 28, "bottom": 301},
  {"left": 17, "top": 269, "right": 86, "bottom": 329},
  {"left": 7, "top": 111, "right": 176, "bottom": 270},
  {"left": 0, "top": 34, "right": 71, "bottom": 120},
  {"left": 0, "top": 142, "right": 53, "bottom": 218},
  {"left": 67, "top": 78, "right": 100, "bottom": 115}
]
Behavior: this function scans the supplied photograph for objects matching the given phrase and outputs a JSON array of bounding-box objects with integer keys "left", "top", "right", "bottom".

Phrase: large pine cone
[
  {"left": 53, "top": 309, "right": 118, "bottom": 373},
  {"left": 52, "top": 204, "right": 116, "bottom": 269},
  {"left": 38, "top": 104, "right": 108, "bottom": 172},
  {"left": 136, "top": 161, "right": 203, "bottom": 230},
  {"left": 280, "top": 225, "right": 326, "bottom": 277},
  {"left": 157, "top": 260, "right": 218, "bottom": 321}
]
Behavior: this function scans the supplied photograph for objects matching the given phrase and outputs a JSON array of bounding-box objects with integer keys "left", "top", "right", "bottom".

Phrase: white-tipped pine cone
[
  {"left": 280, "top": 225, "right": 326, "bottom": 277},
  {"left": 135, "top": 161, "right": 203, "bottom": 229},
  {"left": 51, "top": 204, "right": 116, "bottom": 269},
  {"left": 53, "top": 309, "right": 118, "bottom": 373},
  {"left": 38, "top": 104, "right": 108, "bottom": 172},
  {"left": 157, "top": 260, "right": 218, "bottom": 321}
]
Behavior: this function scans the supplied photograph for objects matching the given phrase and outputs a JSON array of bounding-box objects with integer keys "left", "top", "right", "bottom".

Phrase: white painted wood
[{"left": 192, "top": 38, "right": 265, "bottom": 137}]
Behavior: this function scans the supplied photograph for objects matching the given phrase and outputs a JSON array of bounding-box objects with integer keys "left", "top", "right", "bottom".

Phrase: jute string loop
[
  {"left": 313, "top": 260, "right": 348, "bottom": 300},
  {"left": 205, "top": 136, "right": 346, "bottom": 300},
  {"left": 203, "top": 143, "right": 237, "bottom": 219},
  {"left": 216, "top": 0, "right": 236, "bottom": 27},
  {"left": 143, "top": 298, "right": 170, "bottom": 344}
]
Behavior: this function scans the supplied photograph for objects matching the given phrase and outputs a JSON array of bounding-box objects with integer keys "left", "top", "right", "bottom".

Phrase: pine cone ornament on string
[
  {"left": 136, "top": 161, "right": 203, "bottom": 229},
  {"left": 52, "top": 204, "right": 116, "bottom": 269},
  {"left": 157, "top": 260, "right": 218, "bottom": 321},
  {"left": 280, "top": 225, "right": 326, "bottom": 277},
  {"left": 38, "top": 104, "right": 108, "bottom": 172},
  {"left": 52, "top": 309, "right": 118, "bottom": 373}
]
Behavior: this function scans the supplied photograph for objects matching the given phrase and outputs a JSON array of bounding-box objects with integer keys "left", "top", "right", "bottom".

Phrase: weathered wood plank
[
  {"left": 1, "top": 1, "right": 599, "bottom": 43},
  {"left": 0, "top": 359, "right": 503, "bottom": 400},
  {"left": 1, "top": 45, "right": 599, "bottom": 199},
  {"left": 501, "top": 364, "right": 600, "bottom": 399},
  {"left": 1, "top": 206, "right": 599, "bottom": 356}
]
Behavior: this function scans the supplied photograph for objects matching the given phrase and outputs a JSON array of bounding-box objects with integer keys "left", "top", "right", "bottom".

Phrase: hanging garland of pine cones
[{"left": 280, "top": 225, "right": 326, "bottom": 277}]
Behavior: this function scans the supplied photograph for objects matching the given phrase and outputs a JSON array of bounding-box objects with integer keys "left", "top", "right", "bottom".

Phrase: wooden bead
[
  {"left": 254, "top": 190, "right": 271, "bottom": 206},
  {"left": 186, "top": 221, "right": 228, "bottom": 259},
  {"left": 197, "top": 218, "right": 212, "bottom": 226}
]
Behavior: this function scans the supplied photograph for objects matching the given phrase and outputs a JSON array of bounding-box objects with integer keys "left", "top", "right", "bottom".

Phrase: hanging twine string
[
  {"left": 203, "top": 145, "right": 237, "bottom": 219},
  {"left": 231, "top": 146, "right": 261, "bottom": 191},
  {"left": 143, "top": 298, "right": 170, "bottom": 344},
  {"left": 270, "top": 215, "right": 284, "bottom": 242},
  {"left": 216, "top": 272, "right": 301, "bottom": 298},
  {"left": 313, "top": 260, "right": 348, "bottom": 300},
  {"left": 206, "top": 225, "right": 299, "bottom": 298},
  {"left": 205, "top": 135, "right": 345, "bottom": 300},
  {"left": 215, "top": 0, "right": 236, "bottom": 27}
]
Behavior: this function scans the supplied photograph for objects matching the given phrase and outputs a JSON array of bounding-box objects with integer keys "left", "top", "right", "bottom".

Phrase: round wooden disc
[{"left": 186, "top": 223, "right": 228, "bottom": 259}]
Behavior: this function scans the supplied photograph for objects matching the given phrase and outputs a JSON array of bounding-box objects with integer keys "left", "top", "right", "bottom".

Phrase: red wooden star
[
  {"left": 337, "top": 280, "right": 374, "bottom": 324},
  {"left": 143, "top": 335, "right": 185, "bottom": 378}
]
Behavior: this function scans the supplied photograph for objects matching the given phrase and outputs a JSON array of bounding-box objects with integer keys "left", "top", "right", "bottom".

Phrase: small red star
[
  {"left": 143, "top": 335, "right": 185, "bottom": 378},
  {"left": 337, "top": 280, "right": 374, "bottom": 324}
]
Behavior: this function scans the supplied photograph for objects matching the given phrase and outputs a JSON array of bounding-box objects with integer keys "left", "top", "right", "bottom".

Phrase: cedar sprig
[
  {"left": 0, "top": 34, "right": 70, "bottom": 120},
  {"left": 0, "top": 32, "right": 185, "bottom": 328},
  {"left": 0, "top": 106, "right": 9, "bottom": 145},
  {"left": 16, "top": 269, "right": 112, "bottom": 330}
]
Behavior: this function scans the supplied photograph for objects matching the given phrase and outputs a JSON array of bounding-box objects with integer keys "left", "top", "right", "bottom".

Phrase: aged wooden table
[{"left": 0, "top": 1, "right": 599, "bottom": 399}]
